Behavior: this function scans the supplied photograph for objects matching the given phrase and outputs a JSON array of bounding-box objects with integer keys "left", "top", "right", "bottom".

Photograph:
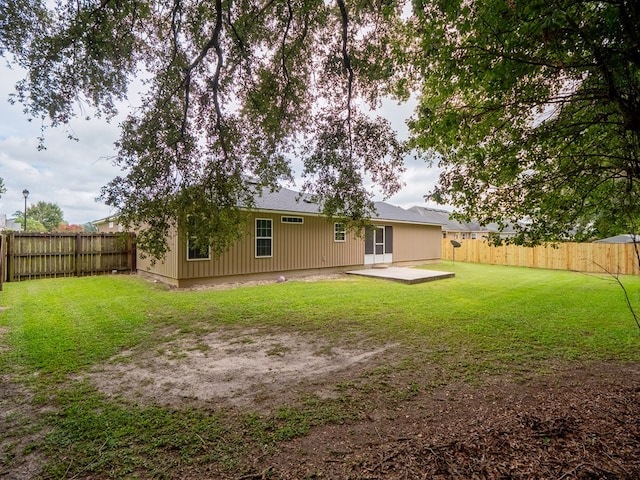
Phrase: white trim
[
  {"left": 255, "top": 218, "right": 273, "bottom": 258},
  {"left": 186, "top": 238, "right": 211, "bottom": 261},
  {"left": 186, "top": 216, "right": 211, "bottom": 261},
  {"left": 334, "top": 222, "right": 346, "bottom": 242},
  {"left": 281, "top": 216, "right": 304, "bottom": 224}
]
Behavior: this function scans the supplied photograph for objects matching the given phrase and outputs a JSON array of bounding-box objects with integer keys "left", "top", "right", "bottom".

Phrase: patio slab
[{"left": 346, "top": 267, "right": 455, "bottom": 285}]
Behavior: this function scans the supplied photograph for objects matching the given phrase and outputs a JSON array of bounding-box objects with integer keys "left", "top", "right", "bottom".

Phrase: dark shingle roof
[
  {"left": 253, "top": 186, "right": 441, "bottom": 226},
  {"left": 408, "top": 206, "right": 518, "bottom": 233}
]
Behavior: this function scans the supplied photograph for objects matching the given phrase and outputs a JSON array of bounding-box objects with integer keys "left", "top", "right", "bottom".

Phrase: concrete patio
[{"left": 346, "top": 266, "right": 455, "bottom": 285}]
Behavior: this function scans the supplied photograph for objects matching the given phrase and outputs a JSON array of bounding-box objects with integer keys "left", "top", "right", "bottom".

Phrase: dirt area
[
  {"left": 87, "top": 329, "right": 391, "bottom": 410},
  {"left": 83, "top": 328, "right": 640, "bottom": 479},
  {"left": 259, "top": 361, "right": 640, "bottom": 479},
  {"left": 2, "top": 286, "right": 639, "bottom": 479}
]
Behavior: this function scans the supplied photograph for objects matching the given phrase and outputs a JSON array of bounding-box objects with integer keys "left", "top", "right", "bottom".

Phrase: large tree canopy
[
  {"left": 2, "top": 0, "right": 639, "bottom": 257},
  {"left": 1, "top": 0, "right": 406, "bottom": 258},
  {"left": 408, "top": 0, "right": 640, "bottom": 244},
  {"left": 14, "top": 201, "right": 65, "bottom": 231}
]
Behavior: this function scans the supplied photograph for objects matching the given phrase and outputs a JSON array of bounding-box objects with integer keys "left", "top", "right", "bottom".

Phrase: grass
[{"left": 1, "top": 262, "right": 639, "bottom": 478}]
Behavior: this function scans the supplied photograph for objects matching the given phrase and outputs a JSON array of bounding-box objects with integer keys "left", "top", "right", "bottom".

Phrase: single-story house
[
  {"left": 96, "top": 186, "right": 445, "bottom": 287},
  {"left": 408, "top": 206, "right": 518, "bottom": 240}
]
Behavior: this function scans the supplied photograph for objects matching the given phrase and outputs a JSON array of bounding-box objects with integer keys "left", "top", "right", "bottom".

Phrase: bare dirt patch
[
  {"left": 0, "top": 375, "right": 49, "bottom": 480},
  {"left": 87, "top": 329, "right": 392, "bottom": 410},
  {"left": 174, "top": 361, "right": 638, "bottom": 480},
  {"left": 256, "top": 362, "right": 640, "bottom": 479}
]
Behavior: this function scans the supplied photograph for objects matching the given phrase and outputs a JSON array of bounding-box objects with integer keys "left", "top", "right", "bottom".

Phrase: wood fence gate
[{"left": 1, "top": 232, "right": 136, "bottom": 283}]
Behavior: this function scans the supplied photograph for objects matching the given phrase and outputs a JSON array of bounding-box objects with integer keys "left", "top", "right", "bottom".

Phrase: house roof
[
  {"left": 593, "top": 234, "right": 640, "bottom": 244},
  {"left": 93, "top": 186, "right": 443, "bottom": 227},
  {"left": 254, "top": 186, "right": 442, "bottom": 226},
  {"left": 408, "top": 206, "right": 518, "bottom": 234}
]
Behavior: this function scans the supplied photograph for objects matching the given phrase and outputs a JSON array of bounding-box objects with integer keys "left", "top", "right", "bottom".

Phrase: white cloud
[{"left": 0, "top": 65, "right": 123, "bottom": 224}]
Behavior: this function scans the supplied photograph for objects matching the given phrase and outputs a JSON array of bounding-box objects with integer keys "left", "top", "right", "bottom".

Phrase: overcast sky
[{"left": 0, "top": 63, "right": 442, "bottom": 225}]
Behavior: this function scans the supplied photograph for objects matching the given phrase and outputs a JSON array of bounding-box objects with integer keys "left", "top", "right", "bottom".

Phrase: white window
[
  {"left": 256, "top": 218, "right": 273, "bottom": 257},
  {"left": 334, "top": 223, "right": 346, "bottom": 242},
  {"left": 187, "top": 217, "right": 211, "bottom": 261},
  {"left": 281, "top": 216, "right": 303, "bottom": 224}
]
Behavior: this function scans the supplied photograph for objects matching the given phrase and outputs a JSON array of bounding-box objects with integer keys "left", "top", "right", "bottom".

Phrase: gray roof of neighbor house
[
  {"left": 253, "top": 186, "right": 442, "bottom": 226},
  {"left": 593, "top": 234, "right": 640, "bottom": 244},
  {"left": 408, "top": 206, "right": 518, "bottom": 234}
]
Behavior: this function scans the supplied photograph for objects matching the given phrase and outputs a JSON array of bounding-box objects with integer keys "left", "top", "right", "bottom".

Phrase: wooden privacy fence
[
  {"left": 441, "top": 238, "right": 640, "bottom": 276},
  {"left": 2, "top": 232, "right": 136, "bottom": 283}
]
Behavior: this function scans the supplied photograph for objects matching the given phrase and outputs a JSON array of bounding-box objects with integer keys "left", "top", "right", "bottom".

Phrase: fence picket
[
  {"left": 442, "top": 239, "right": 639, "bottom": 275},
  {"left": 2, "top": 232, "right": 136, "bottom": 282}
]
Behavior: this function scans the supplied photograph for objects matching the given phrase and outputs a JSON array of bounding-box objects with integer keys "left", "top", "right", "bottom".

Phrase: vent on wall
[{"left": 281, "top": 216, "right": 304, "bottom": 224}]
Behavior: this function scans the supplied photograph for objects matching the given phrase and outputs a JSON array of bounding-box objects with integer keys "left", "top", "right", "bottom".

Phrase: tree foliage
[
  {"left": 12, "top": 211, "right": 47, "bottom": 232},
  {"left": 3, "top": 0, "right": 640, "bottom": 256},
  {"left": 17, "top": 201, "right": 65, "bottom": 232},
  {"left": 408, "top": 0, "right": 640, "bottom": 244},
  {"left": 1, "top": 0, "right": 407, "bottom": 259},
  {"left": 0, "top": 177, "right": 5, "bottom": 199}
]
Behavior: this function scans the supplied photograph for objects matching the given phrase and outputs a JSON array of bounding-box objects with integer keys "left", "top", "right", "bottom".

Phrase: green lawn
[{"left": 1, "top": 262, "right": 639, "bottom": 478}]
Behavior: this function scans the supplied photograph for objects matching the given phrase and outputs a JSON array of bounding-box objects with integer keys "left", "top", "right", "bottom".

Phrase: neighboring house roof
[
  {"left": 593, "top": 234, "right": 640, "bottom": 244},
  {"left": 408, "top": 206, "right": 519, "bottom": 234},
  {"left": 92, "top": 216, "right": 119, "bottom": 226}
]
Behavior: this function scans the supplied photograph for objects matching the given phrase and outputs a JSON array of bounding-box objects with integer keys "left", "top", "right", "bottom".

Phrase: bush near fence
[
  {"left": 441, "top": 238, "right": 640, "bottom": 276},
  {"left": 2, "top": 232, "right": 136, "bottom": 283}
]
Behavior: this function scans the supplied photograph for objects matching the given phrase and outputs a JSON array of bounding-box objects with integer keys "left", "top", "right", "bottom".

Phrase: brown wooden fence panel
[
  {"left": 0, "top": 235, "right": 4, "bottom": 291},
  {"left": 442, "top": 239, "right": 640, "bottom": 275},
  {"left": 3, "top": 232, "right": 136, "bottom": 282}
]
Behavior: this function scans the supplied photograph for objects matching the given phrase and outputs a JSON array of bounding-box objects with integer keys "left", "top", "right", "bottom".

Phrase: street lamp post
[{"left": 22, "top": 189, "right": 29, "bottom": 232}]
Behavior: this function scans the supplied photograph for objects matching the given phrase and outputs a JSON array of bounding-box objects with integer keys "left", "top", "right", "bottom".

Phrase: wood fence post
[
  {"left": 129, "top": 233, "right": 137, "bottom": 272},
  {"left": 6, "top": 233, "right": 14, "bottom": 282},
  {"left": 75, "top": 233, "right": 82, "bottom": 277},
  {"left": 0, "top": 235, "right": 4, "bottom": 290}
]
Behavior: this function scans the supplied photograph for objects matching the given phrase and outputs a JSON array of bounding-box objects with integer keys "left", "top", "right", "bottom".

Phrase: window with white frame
[
  {"left": 186, "top": 217, "right": 211, "bottom": 261},
  {"left": 334, "top": 222, "right": 346, "bottom": 242},
  {"left": 281, "top": 216, "right": 303, "bottom": 224},
  {"left": 256, "top": 218, "right": 273, "bottom": 257}
]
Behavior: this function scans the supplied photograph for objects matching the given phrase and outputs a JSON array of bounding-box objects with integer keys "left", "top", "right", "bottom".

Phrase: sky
[{"left": 0, "top": 63, "right": 443, "bottom": 226}]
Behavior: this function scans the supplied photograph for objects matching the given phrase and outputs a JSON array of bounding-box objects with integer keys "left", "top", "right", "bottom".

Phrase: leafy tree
[
  {"left": 5, "top": 0, "right": 639, "bottom": 259},
  {"left": 55, "top": 223, "right": 83, "bottom": 232},
  {"left": 12, "top": 211, "right": 47, "bottom": 232},
  {"left": 22, "top": 202, "right": 65, "bottom": 232},
  {"left": 408, "top": 0, "right": 640, "bottom": 245},
  {"left": 1, "top": 0, "right": 407, "bottom": 259},
  {"left": 0, "top": 177, "right": 5, "bottom": 199},
  {"left": 83, "top": 222, "right": 98, "bottom": 233}
]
